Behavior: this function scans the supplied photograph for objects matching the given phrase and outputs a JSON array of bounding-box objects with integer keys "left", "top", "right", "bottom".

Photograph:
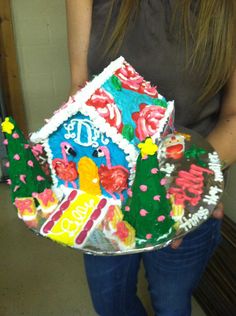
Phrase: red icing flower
[
  {"left": 132, "top": 104, "right": 166, "bottom": 141},
  {"left": 115, "top": 62, "right": 158, "bottom": 97},
  {"left": 86, "top": 88, "right": 123, "bottom": 133}
]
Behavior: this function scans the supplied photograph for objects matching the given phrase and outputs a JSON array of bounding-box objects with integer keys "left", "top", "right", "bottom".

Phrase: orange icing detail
[{"left": 78, "top": 157, "right": 101, "bottom": 195}]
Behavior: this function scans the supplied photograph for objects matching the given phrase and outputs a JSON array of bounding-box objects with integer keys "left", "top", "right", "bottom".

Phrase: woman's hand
[{"left": 170, "top": 202, "right": 224, "bottom": 249}]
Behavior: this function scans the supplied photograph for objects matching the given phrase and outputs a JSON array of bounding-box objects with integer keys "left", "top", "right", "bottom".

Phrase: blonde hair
[{"left": 104, "top": 0, "right": 236, "bottom": 104}]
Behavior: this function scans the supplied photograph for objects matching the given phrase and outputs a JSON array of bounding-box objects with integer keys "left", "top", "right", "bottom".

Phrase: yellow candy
[
  {"left": 1, "top": 117, "right": 15, "bottom": 135},
  {"left": 138, "top": 138, "right": 158, "bottom": 158}
]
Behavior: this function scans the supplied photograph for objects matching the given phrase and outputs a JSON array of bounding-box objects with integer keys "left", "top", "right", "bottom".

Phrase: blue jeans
[{"left": 84, "top": 218, "right": 221, "bottom": 316}]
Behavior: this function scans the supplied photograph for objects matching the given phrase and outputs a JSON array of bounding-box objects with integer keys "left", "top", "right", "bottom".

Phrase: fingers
[
  {"left": 212, "top": 202, "right": 224, "bottom": 219},
  {"left": 170, "top": 238, "right": 183, "bottom": 249}
]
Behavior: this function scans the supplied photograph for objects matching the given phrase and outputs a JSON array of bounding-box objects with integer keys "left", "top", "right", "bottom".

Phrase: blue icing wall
[
  {"left": 48, "top": 112, "right": 129, "bottom": 201},
  {"left": 102, "top": 78, "right": 166, "bottom": 130}
]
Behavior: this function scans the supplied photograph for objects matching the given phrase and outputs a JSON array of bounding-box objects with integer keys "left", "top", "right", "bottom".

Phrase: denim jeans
[{"left": 84, "top": 218, "right": 221, "bottom": 316}]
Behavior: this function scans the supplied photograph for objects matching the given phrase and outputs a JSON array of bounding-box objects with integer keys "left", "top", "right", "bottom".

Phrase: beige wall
[
  {"left": 11, "top": 0, "right": 236, "bottom": 221},
  {"left": 11, "top": 0, "right": 70, "bottom": 132}
]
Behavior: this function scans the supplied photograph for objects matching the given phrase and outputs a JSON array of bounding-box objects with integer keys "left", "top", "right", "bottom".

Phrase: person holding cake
[{"left": 65, "top": 1, "right": 236, "bottom": 315}]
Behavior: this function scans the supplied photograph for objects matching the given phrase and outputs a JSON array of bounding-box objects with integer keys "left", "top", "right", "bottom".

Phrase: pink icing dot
[
  {"left": 157, "top": 215, "right": 165, "bottom": 222},
  {"left": 139, "top": 185, "right": 147, "bottom": 192},
  {"left": 166, "top": 193, "right": 170, "bottom": 199},
  {"left": 13, "top": 185, "right": 20, "bottom": 192},
  {"left": 125, "top": 206, "right": 130, "bottom": 212},
  {"left": 153, "top": 195, "right": 160, "bottom": 201},
  {"left": 27, "top": 160, "right": 34, "bottom": 167},
  {"left": 151, "top": 168, "right": 158, "bottom": 174},
  {"left": 170, "top": 211, "right": 174, "bottom": 217},
  {"left": 37, "top": 176, "right": 45, "bottom": 181},
  {"left": 5, "top": 162, "right": 10, "bottom": 168},
  {"left": 13, "top": 133, "right": 19, "bottom": 139},
  {"left": 127, "top": 189, "right": 133, "bottom": 197},
  {"left": 160, "top": 178, "right": 167, "bottom": 186},
  {"left": 14, "top": 154, "right": 20, "bottom": 161},
  {"left": 24, "top": 144, "right": 30, "bottom": 149},
  {"left": 3, "top": 139, "right": 8, "bottom": 145},
  {"left": 142, "top": 155, "right": 148, "bottom": 160},
  {"left": 7, "top": 179, "right": 12, "bottom": 185},
  {"left": 20, "top": 175, "right": 27, "bottom": 184},
  {"left": 140, "top": 209, "right": 148, "bottom": 216},
  {"left": 146, "top": 234, "right": 152, "bottom": 240}
]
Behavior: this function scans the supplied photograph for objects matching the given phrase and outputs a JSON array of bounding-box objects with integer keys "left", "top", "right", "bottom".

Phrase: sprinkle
[
  {"left": 139, "top": 185, "right": 147, "bottom": 192},
  {"left": 125, "top": 206, "right": 130, "bottom": 212},
  {"left": 14, "top": 154, "right": 20, "bottom": 161},
  {"left": 146, "top": 234, "right": 152, "bottom": 240},
  {"left": 3, "top": 139, "right": 8, "bottom": 145},
  {"left": 140, "top": 209, "right": 148, "bottom": 216},
  {"left": 166, "top": 193, "right": 170, "bottom": 199},
  {"left": 157, "top": 215, "right": 165, "bottom": 222},
  {"left": 5, "top": 162, "right": 10, "bottom": 168},
  {"left": 27, "top": 160, "right": 34, "bottom": 167},
  {"left": 12, "top": 133, "right": 19, "bottom": 139},
  {"left": 6, "top": 179, "right": 12, "bottom": 185},
  {"left": 153, "top": 195, "right": 160, "bottom": 201},
  {"left": 37, "top": 175, "right": 45, "bottom": 181},
  {"left": 24, "top": 144, "right": 30, "bottom": 149},
  {"left": 170, "top": 211, "right": 174, "bottom": 217},
  {"left": 151, "top": 168, "right": 158, "bottom": 174},
  {"left": 160, "top": 178, "right": 167, "bottom": 186}
]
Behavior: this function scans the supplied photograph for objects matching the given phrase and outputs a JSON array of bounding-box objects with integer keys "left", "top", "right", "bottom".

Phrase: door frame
[{"left": 0, "top": 0, "right": 27, "bottom": 134}]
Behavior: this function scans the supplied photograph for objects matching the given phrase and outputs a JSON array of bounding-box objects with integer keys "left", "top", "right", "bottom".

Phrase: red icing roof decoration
[
  {"left": 115, "top": 61, "right": 158, "bottom": 97},
  {"left": 86, "top": 88, "right": 123, "bottom": 133}
]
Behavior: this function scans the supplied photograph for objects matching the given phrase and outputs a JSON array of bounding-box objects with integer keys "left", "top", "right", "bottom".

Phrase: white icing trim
[
  {"left": 178, "top": 207, "right": 209, "bottom": 232},
  {"left": 208, "top": 152, "right": 224, "bottom": 182},
  {"left": 30, "top": 56, "right": 125, "bottom": 144}
]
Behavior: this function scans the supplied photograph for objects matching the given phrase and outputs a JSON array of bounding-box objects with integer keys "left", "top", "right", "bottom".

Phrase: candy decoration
[
  {"left": 33, "top": 188, "right": 58, "bottom": 218},
  {"left": 1, "top": 117, "right": 14, "bottom": 134},
  {"left": 15, "top": 197, "right": 38, "bottom": 228},
  {"left": 138, "top": 138, "right": 158, "bottom": 158}
]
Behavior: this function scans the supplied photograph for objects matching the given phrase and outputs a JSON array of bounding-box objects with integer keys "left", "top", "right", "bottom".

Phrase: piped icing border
[{"left": 30, "top": 56, "right": 125, "bottom": 144}]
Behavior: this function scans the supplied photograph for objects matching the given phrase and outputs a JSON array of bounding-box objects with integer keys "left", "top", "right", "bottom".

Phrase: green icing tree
[
  {"left": 123, "top": 151, "right": 176, "bottom": 247},
  {"left": 1, "top": 117, "right": 52, "bottom": 202}
]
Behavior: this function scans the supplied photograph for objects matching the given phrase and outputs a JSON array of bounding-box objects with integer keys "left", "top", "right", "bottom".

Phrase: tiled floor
[{"left": 0, "top": 183, "right": 205, "bottom": 316}]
